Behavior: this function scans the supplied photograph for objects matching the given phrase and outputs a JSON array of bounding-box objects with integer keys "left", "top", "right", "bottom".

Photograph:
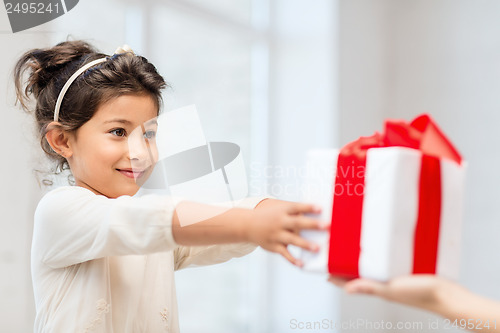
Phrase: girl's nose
[{"left": 127, "top": 129, "right": 153, "bottom": 163}]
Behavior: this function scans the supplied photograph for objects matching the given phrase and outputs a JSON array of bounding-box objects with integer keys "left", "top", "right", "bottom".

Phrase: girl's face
[{"left": 67, "top": 94, "right": 159, "bottom": 198}]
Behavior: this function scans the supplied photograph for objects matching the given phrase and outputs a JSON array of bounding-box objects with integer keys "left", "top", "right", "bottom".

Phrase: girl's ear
[{"left": 45, "top": 122, "right": 73, "bottom": 158}]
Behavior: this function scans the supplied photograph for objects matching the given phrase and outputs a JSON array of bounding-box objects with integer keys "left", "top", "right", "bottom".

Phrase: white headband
[{"left": 53, "top": 45, "right": 135, "bottom": 122}]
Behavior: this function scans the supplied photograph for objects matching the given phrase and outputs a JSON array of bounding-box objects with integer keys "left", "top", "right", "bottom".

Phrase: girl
[{"left": 15, "top": 40, "right": 326, "bottom": 332}]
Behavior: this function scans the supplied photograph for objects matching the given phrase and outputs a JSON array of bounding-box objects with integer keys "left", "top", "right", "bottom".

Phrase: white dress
[{"left": 31, "top": 186, "right": 266, "bottom": 333}]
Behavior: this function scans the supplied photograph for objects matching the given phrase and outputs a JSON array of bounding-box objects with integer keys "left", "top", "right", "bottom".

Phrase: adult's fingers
[
  {"left": 328, "top": 276, "right": 348, "bottom": 287},
  {"left": 344, "top": 278, "right": 386, "bottom": 296}
]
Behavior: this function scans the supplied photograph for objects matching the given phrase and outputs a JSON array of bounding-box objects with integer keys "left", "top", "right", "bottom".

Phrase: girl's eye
[
  {"left": 144, "top": 130, "right": 156, "bottom": 140},
  {"left": 110, "top": 128, "right": 126, "bottom": 137}
]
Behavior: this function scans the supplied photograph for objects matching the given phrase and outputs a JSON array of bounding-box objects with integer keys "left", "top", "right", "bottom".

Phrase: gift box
[{"left": 300, "top": 114, "right": 466, "bottom": 281}]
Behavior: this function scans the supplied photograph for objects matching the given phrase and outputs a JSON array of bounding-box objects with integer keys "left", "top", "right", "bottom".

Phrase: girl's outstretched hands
[
  {"left": 171, "top": 198, "right": 328, "bottom": 267},
  {"left": 249, "top": 199, "right": 328, "bottom": 267},
  {"left": 329, "top": 275, "right": 500, "bottom": 333}
]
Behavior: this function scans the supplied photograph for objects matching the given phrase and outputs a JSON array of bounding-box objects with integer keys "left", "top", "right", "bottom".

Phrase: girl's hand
[{"left": 248, "top": 199, "right": 328, "bottom": 267}]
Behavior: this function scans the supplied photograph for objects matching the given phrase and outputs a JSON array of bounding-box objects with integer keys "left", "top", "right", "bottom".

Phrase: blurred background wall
[{"left": 1, "top": 0, "right": 500, "bottom": 332}]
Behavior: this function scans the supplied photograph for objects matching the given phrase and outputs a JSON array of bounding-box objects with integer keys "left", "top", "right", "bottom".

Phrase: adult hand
[
  {"left": 328, "top": 274, "right": 445, "bottom": 311},
  {"left": 329, "top": 274, "right": 500, "bottom": 332}
]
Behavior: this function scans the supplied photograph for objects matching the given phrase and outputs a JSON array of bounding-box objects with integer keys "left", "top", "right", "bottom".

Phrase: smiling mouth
[{"left": 116, "top": 168, "right": 147, "bottom": 179}]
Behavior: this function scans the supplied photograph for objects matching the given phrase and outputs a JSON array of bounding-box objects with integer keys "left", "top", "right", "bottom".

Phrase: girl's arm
[
  {"left": 173, "top": 196, "right": 266, "bottom": 271},
  {"left": 172, "top": 198, "right": 325, "bottom": 266},
  {"left": 330, "top": 275, "right": 500, "bottom": 333},
  {"left": 34, "top": 187, "right": 325, "bottom": 268}
]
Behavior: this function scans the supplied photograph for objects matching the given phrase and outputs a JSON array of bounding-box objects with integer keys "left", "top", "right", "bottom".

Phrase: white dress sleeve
[
  {"left": 33, "top": 186, "right": 179, "bottom": 269},
  {"left": 174, "top": 196, "right": 270, "bottom": 270}
]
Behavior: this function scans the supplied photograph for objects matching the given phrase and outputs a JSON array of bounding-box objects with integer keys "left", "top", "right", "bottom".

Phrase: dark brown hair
[{"left": 14, "top": 40, "right": 168, "bottom": 173}]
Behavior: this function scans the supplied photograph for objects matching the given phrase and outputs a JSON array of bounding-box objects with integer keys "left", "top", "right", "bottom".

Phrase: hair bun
[{"left": 14, "top": 40, "right": 100, "bottom": 111}]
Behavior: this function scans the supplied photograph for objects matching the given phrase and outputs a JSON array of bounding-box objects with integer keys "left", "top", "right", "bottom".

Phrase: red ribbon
[{"left": 328, "top": 114, "right": 462, "bottom": 278}]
